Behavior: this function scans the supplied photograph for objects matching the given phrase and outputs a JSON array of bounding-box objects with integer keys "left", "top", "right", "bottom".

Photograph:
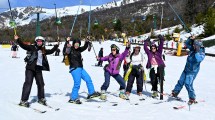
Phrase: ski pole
[
  {"left": 87, "top": 0, "right": 92, "bottom": 35},
  {"left": 69, "top": 0, "right": 82, "bottom": 36},
  {"left": 87, "top": 0, "right": 97, "bottom": 57},
  {"left": 91, "top": 42, "right": 97, "bottom": 57},
  {"left": 54, "top": 3, "right": 60, "bottom": 41},
  {"left": 168, "top": 2, "right": 192, "bottom": 36},
  {"left": 8, "top": 0, "right": 17, "bottom": 35}
]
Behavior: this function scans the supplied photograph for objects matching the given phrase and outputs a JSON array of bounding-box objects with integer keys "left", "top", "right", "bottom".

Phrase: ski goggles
[{"left": 74, "top": 43, "right": 80, "bottom": 47}]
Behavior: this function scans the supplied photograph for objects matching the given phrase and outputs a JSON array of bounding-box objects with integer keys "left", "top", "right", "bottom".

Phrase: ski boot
[
  {"left": 100, "top": 90, "right": 107, "bottom": 100},
  {"left": 119, "top": 90, "right": 128, "bottom": 100},
  {"left": 19, "top": 100, "right": 30, "bottom": 108},
  {"left": 171, "top": 90, "right": 179, "bottom": 98},
  {"left": 68, "top": 99, "right": 82, "bottom": 104},
  {"left": 38, "top": 98, "right": 47, "bottom": 106},
  {"left": 137, "top": 92, "right": 143, "bottom": 96},
  {"left": 87, "top": 91, "right": 101, "bottom": 99},
  {"left": 125, "top": 92, "right": 130, "bottom": 100},
  {"left": 151, "top": 91, "right": 159, "bottom": 98},
  {"left": 188, "top": 99, "right": 198, "bottom": 105}
]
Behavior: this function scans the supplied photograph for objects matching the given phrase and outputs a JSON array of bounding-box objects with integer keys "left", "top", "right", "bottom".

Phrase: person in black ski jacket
[
  {"left": 15, "top": 35, "right": 59, "bottom": 107},
  {"left": 66, "top": 36, "right": 100, "bottom": 104},
  {"left": 96, "top": 48, "right": 103, "bottom": 66}
]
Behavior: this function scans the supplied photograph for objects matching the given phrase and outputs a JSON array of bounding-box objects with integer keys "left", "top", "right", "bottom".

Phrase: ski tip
[
  {"left": 41, "top": 111, "right": 47, "bottom": 113},
  {"left": 139, "top": 98, "right": 145, "bottom": 101},
  {"left": 112, "top": 104, "right": 118, "bottom": 106},
  {"left": 173, "top": 106, "right": 186, "bottom": 109}
]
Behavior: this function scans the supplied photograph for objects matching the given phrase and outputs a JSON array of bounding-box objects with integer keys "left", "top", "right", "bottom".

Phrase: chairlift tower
[{"left": 33, "top": 6, "right": 46, "bottom": 37}]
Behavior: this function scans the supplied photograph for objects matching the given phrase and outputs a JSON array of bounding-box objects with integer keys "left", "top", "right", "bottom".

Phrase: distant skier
[
  {"left": 11, "top": 43, "right": 18, "bottom": 58},
  {"left": 171, "top": 36, "right": 205, "bottom": 105},
  {"left": 97, "top": 43, "right": 130, "bottom": 100},
  {"left": 65, "top": 36, "right": 100, "bottom": 104},
  {"left": 96, "top": 48, "right": 103, "bottom": 67},
  {"left": 125, "top": 45, "right": 146, "bottom": 97},
  {"left": 144, "top": 35, "right": 165, "bottom": 98},
  {"left": 55, "top": 48, "right": 60, "bottom": 56},
  {"left": 15, "top": 35, "right": 59, "bottom": 107}
]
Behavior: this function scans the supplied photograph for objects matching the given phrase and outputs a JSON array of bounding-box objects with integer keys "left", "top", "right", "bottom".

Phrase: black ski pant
[
  {"left": 21, "top": 69, "right": 45, "bottom": 101},
  {"left": 149, "top": 65, "right": 164, "bottom": 91},
  {"left": 126, "top": 68, "right": 143, "bottom": 93}
]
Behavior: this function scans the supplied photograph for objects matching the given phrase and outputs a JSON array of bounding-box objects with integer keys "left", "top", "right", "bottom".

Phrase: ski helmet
[
  {"left": 35, "top": 36, "right": 45, "bottom": 42},
  {"left": 111, "top": 44, "right": 119, "bottom": 54}
]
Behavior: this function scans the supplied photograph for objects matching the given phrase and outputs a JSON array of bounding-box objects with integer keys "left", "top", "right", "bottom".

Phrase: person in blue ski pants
[
  {"left": 65, "top": 36, "right": 100, "bottom": 104},
  {"left": 172, "top": 36, "right": 205, "bottom": 105}
]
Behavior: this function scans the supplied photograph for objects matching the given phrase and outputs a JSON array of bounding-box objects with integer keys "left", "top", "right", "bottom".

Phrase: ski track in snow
[{"left": 0, "top": 41, "right": 215, "bottom": 120}]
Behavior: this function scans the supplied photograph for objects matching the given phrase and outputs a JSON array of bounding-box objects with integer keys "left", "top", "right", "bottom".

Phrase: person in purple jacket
[
  {"left": 144, "top": 35, "right": 165, "bottom": 98},
  {"left": 97, "top": 43, "right": 130, "bottom": 100}
]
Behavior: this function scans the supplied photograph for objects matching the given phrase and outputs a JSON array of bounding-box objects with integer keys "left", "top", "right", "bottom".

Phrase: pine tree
[
  {"left": 204, "top": 8, "right": 215, "bottom": 37},
  {"left": 184, "top": 0, "right": 197, "bottom": 24},
  {"left": 114, "top": 19, "right": 122, "bottom": 32}
]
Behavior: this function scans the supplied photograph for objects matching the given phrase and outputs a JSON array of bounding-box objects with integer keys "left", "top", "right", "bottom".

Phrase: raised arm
[
  {"left": 119, "top": 47, "right": 129, "bottom": 61},
  {"left": 46, "top": 44, "right": 59, "bottom": 55},
  {"left": 80, "top": 41, "right": 89, "bottom": 52},
  {"left": 144, "top": 37, "right": 150, "bottom": 55},
  {"left": 157, "top": 35, "right": 164, "bottom": 54},
  {"left": 15, "top": 36, "right": 32, "bottom": 51}
]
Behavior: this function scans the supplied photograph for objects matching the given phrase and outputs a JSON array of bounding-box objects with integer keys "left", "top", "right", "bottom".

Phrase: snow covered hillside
[
  {"left": 0, "top": 0, "right": 143, "bottom": 28},
  {"left": 0, "top": 5, "right": 99, "bottom": 28},
  {"left": 0, "top": 40, "right": 215, "bottom": 120}
]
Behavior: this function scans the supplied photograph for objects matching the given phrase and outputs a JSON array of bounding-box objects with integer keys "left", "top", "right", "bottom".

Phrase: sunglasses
[
  {"left": 112, "top": 49, "right": 116, "bottom": 51},
  {"left": 74, "top": 43, "right": 80, "bottom": 47}
]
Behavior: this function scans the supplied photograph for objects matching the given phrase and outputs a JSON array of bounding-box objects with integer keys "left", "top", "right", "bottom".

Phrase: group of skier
[{"left": 14, "top": 33, "right": 205, "bottom": 107}]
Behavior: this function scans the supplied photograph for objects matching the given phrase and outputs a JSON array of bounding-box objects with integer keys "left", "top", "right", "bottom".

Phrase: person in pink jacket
[{"left": 97, "top": 43, "right": 130, "bottom": 100}]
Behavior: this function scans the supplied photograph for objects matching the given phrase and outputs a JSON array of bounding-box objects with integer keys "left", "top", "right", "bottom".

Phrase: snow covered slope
[{"left": 0, "top": 40, "right": 215, "bottom": 120}]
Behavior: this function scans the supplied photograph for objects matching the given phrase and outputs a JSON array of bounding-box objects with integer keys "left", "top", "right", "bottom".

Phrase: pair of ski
[
  {"left": 17, "top": 99, "right": 60, "bottom": 114},
  {"left": 31, "top": 104, "right": 60, "bottom": 113},
  {"left": 84, "top": 94, "right": 145, "bottom": 106},
  {"left": 174, "top": 99, "right": 205, "bottom": 110}
]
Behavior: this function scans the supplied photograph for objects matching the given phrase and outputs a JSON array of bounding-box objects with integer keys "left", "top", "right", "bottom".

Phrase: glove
[
  {"left": 126, "top": 42, "right": 131, "bottom": 49},
  {"left": 86, "top": 36, "right": 90, "bottom": 41},
  {"left": 145, "top": 37, "right": 150, "bottom": 42},
  {"left": 158, "top": 34, "right": 163, "bottom": 39}
]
